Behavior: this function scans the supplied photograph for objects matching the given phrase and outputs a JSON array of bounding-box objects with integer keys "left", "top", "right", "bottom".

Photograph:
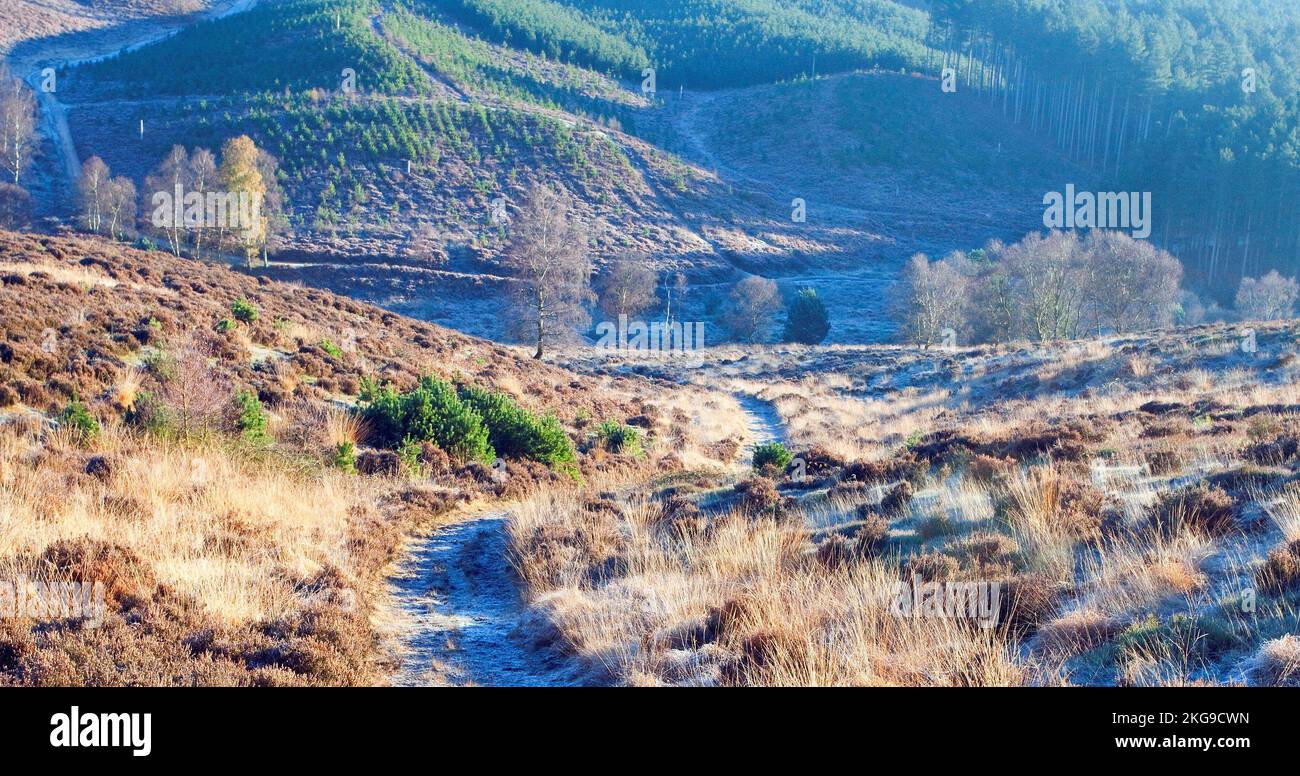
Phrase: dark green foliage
[
  {"left": 357, "top": 381, "right": 406, "bottom": 449},
  {"left": 597, "top": 420, "right": 642, "bottom": 456},
  {"left": 783, "top": 287, "right": 830, "bottom": 345},
  {"left": 931, "top": 0, "right": 1300, "bottom": 294},
  {"left": 59, "top": 399, "right": 100, "bottom": 443},
  {"left": 356, "top": 377, "right": 581, "bottom": 471},
  {"left": 333, "top": 441, "right": 357, "bottom": 473},
  {"left": 72, "top": 0, "right": 433, "bottom": 98},
  {"left": 234, "top": 389, "right": 270, "bottom": 444},
  {"left": 441, "top": 0, "right": 929, "bottom": 87},
  {"left": 398, "top": 436, "right": 425, "bottom": 475},
  {"left": 751, "top": 441, "right": 793, "bottom": 473},
  {"left": 231, "top": 298, "right": 258, "bottom": 324},
  {"left": 398, "top": 378, "right": 495, "bottom": 465},
  {"left": 383, "top": 4, "right": 637, "bottom": 122},
  {"left": 457, "top": 384, "right": 577, "bottom": 471},
  {"left": 61, "top": 0, "right": 1300, "bottom": 294},
  {"left": 439, "top": 0, "right": 648, "bottom": 77}
]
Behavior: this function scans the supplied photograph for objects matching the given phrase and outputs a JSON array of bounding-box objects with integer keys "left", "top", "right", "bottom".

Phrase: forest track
[
  {"left": 371, "top": 3, "right": 748, "bottom": 277},
  {"left": 14, "top": 0, "right": 261, "bottom": 190}
]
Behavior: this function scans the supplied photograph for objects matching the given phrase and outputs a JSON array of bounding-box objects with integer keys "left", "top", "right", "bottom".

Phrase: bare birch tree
[
  {"left": 596, "top": 254, "right": 657, "bottom": 320},
  {"left": 0, "top": 68, "right": 36, "bottom": 185},
  {"left": 893, "top": 253, "right": 970, "bottom": 347},
  {"left": 501, "top": 183, "right": 593, "bottom": 359},
  {"left": 77, "top": 156, "right": 111, "bottom": 234},
  {"left": 724, "top": 275, "right": 783, "bottom": 343}
]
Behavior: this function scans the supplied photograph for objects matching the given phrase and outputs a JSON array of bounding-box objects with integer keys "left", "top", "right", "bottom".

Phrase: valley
[
  {"left": 1, "top": 0, "right": 1299, "bottom": 694},
  {"left": 12, "top": 0, "right": 1086, "bottom": 345}
]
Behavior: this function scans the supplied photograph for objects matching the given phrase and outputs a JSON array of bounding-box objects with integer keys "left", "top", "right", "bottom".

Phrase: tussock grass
[
  {"left": 0, "top": 421, "right": 377, "bottom": 626},
  {"left": 529, "top": 321, "right": 1300, "bottom": 686},
  {"left": 508, "top": 486, "right": 1031, "bottom": 686}
]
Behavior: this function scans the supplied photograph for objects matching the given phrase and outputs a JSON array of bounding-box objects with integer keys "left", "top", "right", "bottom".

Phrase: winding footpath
[
  {"left": 389, "top": 395, "right": 785, "bottom": 686},
  {"left": 735, "top": 393, "right": 786, "bottom": 456},
  {"left": 389, "top": 509, "right": 586, "bottom": 687}
]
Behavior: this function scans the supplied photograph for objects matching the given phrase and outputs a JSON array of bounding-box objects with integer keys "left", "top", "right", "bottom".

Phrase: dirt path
[
  {"left": 14, "top": 0, "right": 260, "bottom": 190},
  {"left": 389, "top": 509, "right": 587, "bottom": 687},
  {"left": 672, "top": 89, "right": 771, "bottom": 192},
  {"left": 387, "top": 394, "right": 784, "bottom": 686},
  {"left": 369, "top": 9, "right": 469, "bottom": 103},
  {"left": 735, "top": 393, "right": 786, "bottom": 456},
  {"left": 371, "top": 3, "right": 736, "bottom": 274}
]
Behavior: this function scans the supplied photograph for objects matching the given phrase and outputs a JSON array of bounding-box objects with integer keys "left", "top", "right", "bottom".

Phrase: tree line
[
  {"left": 0, "top": 66, "right": 37, "bottom": 230},
  {"left": 440, "top": 0, "right": 930, "bottom": 88},
  {"left": 893, "top": 228, "right": 1299, "bottom": 347},
  {"left": 927, "top": 0, "right": 1300, "bottom": 298},
  {"left": 67, "top": 0, "right": 431, "bottom": 100},
  {"left": 73, "top": 137, "right": 286, "bottom": 268},
  {"left": 497, "top": 183, "right": 830, "bottom": 358}
]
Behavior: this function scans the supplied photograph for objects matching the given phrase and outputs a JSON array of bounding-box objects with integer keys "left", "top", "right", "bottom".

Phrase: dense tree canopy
[
  {"left": 441, "top": 0, "right": 931, "bottom": 87},
  {"left": 928, "top": 0, "right": 1300, "bottom": 297}
]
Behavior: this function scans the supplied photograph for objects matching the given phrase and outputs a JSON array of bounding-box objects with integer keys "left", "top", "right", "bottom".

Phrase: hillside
[
  {"left": 3, "top": 0, "right": 1300, "bottom": 705},
  {"left": 26, "top": 0, "right": 1085, "bottom": 344},
  {"left": 3, "top": 227, "right": 1299, "bottom": 687},
  {"left": 8, "top": 0, "right": 1300, "bottom": 347},
  {"left": 926, "top": 0, "right": 1300, "bottom": 296},
  {"left": 537, "top": 324, "right": 1300, "bottom": 685},
  {"left": 0, "top": 228, "right": 745, "bottom": 685},
  {"left": 1, "top": 1, "right": 216, "bottom": 59}
]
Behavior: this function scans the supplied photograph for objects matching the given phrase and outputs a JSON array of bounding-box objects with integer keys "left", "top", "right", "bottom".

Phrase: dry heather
[
  {"left": 1, "top": 1, "right": 213, "bottom": 58},
  {"left": 534, "top": 326, "right": 1300, "bottom": 686},
  {"left": 0, "top": 417, "right": 407, "bottom": 685},
  {"left": 0, "top": 229, "right": 735, "bottom": 685},
  {"left": 0, "top": 229, "right": 654, "bottom": 422}
]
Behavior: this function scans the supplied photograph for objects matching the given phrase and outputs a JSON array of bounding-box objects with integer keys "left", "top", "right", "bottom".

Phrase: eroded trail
[
  {"left": 390, "top": 396, "right": 784, "bottom": 685},
  {"left": 389, "top": 510, "right": 586, "bottom": 687},
  {"left": 736, "top": 393, "right": 786, "bottom": 455}
]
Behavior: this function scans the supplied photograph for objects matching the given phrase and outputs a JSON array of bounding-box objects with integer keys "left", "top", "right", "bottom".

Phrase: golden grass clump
[
  {"left": 508, "top": 486, "right": 1029, "bottom": 686},
  {"left": 1245, "top": 635, "right": 1300, "bottom": 687},
  {"left": 0, "top": 418, "right": 422, "bottom": 685},
  {"left": 0, "top": 422, "right": 374, "bottom": 624}
]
